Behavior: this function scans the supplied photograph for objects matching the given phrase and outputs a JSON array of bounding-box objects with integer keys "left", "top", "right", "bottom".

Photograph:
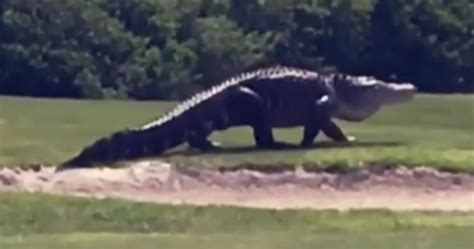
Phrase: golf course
[
  {"left": 0, "top": 94, "right": 473, "bottom": 249},
  {"left": 2, "top": 0, "right": 473, "bottom": 247}
]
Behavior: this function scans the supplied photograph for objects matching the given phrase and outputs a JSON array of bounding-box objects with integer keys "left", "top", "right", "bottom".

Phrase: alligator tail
[
  {"left": 57, "top": 117, "right": 188, "bottom": 171},
  {"left": 57, "top": 67, "right": 265, "bottom": 171}
]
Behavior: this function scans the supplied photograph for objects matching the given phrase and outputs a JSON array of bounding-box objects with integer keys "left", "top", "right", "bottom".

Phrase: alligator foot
[
  {"left": 342, "top": 136, "right": 357, "bottom": 142},
  {"left": 300, "top": 141, "right": 314, "bottom": 148},
  {"left": 202, "top": 141, "right": 223, "bottom": 150},
  {"left": 187, "top": 140, "right": 222, "bottom": 152},
  {"left": 322, "top": 121, "right": 357, "bottom": 143},
  {"left": 332, "top": 135, "right": 357, "bottom": 143}
]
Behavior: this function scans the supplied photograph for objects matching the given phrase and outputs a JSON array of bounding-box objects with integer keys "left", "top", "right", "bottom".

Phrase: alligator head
[{"left": 331, "top": 74, "right": 417, "bottom": 121}]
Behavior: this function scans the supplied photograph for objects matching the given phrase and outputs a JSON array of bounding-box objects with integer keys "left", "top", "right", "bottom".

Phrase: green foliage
[
  {"left": 190, "top": 16, "right": 274, "bottom": 86},
  {"left": 0, "top": 0, "right": 473, "bottom": 99},
  {"left": 0, "top": 0, "right": 151, "bottom": 98},
  {"left": 368, "top": 0, "right": 474, "bottom": 92}
]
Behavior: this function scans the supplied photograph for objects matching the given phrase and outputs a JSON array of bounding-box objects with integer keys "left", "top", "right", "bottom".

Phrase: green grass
[
  {"left": 1, "top": 95, "right": 472, "bottom": 249},
  {"left": 0, "top": 94, "right": 473, "bottom": 170},
  {"left": 2, "top": 230, "right": 473, "bottom": 249},
  {"left": 0, "top": 193, "right": 473, "bottom": 249},
  {"left": 3, "top": 192, "right": 473, "bottom": 235}
]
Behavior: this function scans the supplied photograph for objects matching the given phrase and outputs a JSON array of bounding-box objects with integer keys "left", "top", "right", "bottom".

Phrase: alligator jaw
[
  {"left": 332, "top": 77, "right": 417, "bottom": 122},
  {"left": 383, "top": 83, "right": 417, "bottom": 105}
]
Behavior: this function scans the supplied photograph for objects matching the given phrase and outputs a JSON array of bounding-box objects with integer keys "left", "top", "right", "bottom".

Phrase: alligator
[{"left": 59, "top": 66, "right": 416, "bottom": 169}]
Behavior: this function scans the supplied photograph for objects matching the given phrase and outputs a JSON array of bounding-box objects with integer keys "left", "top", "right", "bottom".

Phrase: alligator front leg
[
  {"left": 300, "top": 95, "right": 339, "bottom": 147},
  {"left": 252, "top": 116, "right": 282, "bottom": 149},
  {"left": 321, "top": 121, "right": 356, "bottom": 142}
]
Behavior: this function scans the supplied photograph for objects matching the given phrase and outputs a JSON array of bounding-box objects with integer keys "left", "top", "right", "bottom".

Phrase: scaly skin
[{"left": 59, "top": 66, "right": 416, "bottom": 170}]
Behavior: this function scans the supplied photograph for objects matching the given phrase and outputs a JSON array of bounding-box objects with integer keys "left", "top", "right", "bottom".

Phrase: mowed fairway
[
  {"left": 2, "top": 230, "right": 473, "bottom": 249},
  {"left": 0, "top": 193, "right": 473, "bottom": 249},
  {"left": 0, "top": 94, "right": 473, "bottom": 170}
]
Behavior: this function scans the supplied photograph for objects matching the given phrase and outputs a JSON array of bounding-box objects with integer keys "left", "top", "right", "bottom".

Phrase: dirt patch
[{"left": 1, "top": 161, "right": 473, "bottom": 211}]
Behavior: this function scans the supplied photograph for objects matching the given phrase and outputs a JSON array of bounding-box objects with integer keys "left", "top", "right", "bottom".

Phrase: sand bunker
[{"left": 1, "top": 161, "right": 473, "bottom": 211}]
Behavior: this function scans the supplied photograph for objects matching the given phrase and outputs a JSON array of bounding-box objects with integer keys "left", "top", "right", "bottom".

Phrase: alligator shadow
[{"left": 163, "top": 140, "right": 406, "bottom": 157}]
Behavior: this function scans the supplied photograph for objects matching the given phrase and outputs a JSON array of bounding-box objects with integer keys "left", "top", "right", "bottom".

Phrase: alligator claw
[
  {"left": 187, "top": 140, "right": 222, "bottom": 152},
  {"left": 345, "top": 136, "right": 357, "bottom": 142}
]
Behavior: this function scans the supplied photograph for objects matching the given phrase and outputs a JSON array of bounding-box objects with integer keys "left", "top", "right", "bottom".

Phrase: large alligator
[{"left": 59, "top": 66, "right": 416, "bottom": 169}]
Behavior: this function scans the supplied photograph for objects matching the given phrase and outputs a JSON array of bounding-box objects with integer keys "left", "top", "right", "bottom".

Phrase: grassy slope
[
  {"left": 0, "top": 94, "right": 473, "bottom": 170},
  {"left": 0, "top": 193, "right": 473, "bottom": 249}
]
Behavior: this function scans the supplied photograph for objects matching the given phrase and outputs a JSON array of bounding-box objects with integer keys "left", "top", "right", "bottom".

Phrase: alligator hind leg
[
  {"left": 187, "top": 123, "right": 222, "bottom": 151},
  {"left": 250, "top": 106, "right": 292, "bottom": 149},
  {"left": 226, "top": 86, "right": 281, "bottom": 149},
  {"left": 188, "top": 136, "right": 221, "bottom": 151},
  {"left": 252, "top": 118, "right": 277, "bottom": 148},
  {"left": 187, "top": 132, "right": 221, "bottom": 151}
]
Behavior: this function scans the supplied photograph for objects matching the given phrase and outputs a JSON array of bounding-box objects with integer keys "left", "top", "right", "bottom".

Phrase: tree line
[{"left": 1, "top": 0, "right": 473, "bottom": 100}]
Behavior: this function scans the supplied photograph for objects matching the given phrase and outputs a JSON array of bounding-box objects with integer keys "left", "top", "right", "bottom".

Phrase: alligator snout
[
  {"left": 390, "top": 83, "right": 417, "bottom": 92},
  {"left": 383, "top": 83, "right": 417, "bottom": 104}
]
